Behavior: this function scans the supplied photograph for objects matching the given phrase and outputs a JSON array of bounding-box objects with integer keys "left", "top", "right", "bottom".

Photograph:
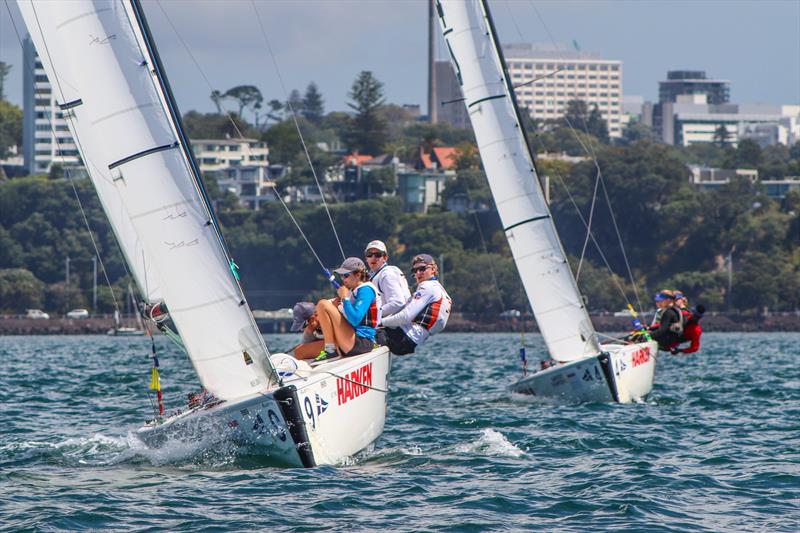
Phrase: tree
[
  {"left": 210, "top": 90, "right": 225, "bottom": 113},
  {"left": 223, "top": 85, "right": 263, "bottom": 121},
  {"left": 301, "top": 82, "right": 324, "bottom": 124},
  {"left": 287, "top": 89, "right": 304, "bottom": 115},
  {"left": 562, "top": 99, "right": 589, "bottom": 129},
  {"left": 345, "top": 71, "right": 388, "bottom": 155},
  {"left": 362, "top": 166, "right": 396, "bottom": 197},
  {"left": 182, "top": 110, "right": 257, "bottom": 139},
  {"left": 587, "top": 105, "right": 609, "bottom": 143},
  {"left": 0, "top": 100, "right": 22, "bottom": 158},
  {"left": 713, "top": 124, "right": 730, "bottom": 147},
  {"left": 735, "top": 138, "right": 762, "bottom": 168},
  {"left": 265, "top": 99, "right": 285, "bottom": 126},
  {"left": 0, "top": 268, "right": 45, "bottom": 313},
  {"left": 0, "top": 61, "right": 11, "bottom": 101}
]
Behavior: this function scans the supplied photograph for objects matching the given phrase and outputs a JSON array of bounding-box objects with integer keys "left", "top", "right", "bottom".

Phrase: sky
[{"left": 1, "top": 0, "right": 798, "bottom": 120}]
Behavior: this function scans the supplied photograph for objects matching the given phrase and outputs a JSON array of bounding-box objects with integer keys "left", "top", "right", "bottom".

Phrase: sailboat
[
  {"left": 107, "top": 285, "right": 145, "bottom": 336},
  {"left": 435, "top": 0, "right": 657, "bottom": 403},
  {"left": 18, "top": 0, "right": 391, "bottom": 466}
]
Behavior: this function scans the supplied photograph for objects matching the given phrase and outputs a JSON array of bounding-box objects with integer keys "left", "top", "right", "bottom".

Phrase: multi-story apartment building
[
  {"left": 22, "top": 36, "right": 82, "bottom": 175},
  {"left": 191, "top": 138, "right": 269, "bottom": 171},
  {"left": 192, "top": 138, "right": 273, "bottom": 209},
  {"left": 502, "top": 43, "right": 623, "bottom": 138}
]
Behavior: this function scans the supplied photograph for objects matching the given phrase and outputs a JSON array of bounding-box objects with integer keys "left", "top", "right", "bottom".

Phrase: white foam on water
[
  {"left": 1, "top": 430, "right": 239, "bottom": 469},
  {"left": 455, "top": 428, "right": 525, "bottom": 458}
]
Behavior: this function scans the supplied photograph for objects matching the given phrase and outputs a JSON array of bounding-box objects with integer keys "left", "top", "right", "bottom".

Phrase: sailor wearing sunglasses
[{"left": 380, "top": 253, "right": 452, "bottom": 355}]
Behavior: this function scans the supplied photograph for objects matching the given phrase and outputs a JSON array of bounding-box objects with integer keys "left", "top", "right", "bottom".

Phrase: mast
[
  {"left": 129, "top": 0, "right": 230, "bottom": 263},
  {"left": 127, "top": 0, "right": 277, "bottom": 383},
  {"left": 428, "top": 0, "right": 438, "bottom": 124},
  {"left": 435, "top": 0, "right": 600, "bottom": 361}
]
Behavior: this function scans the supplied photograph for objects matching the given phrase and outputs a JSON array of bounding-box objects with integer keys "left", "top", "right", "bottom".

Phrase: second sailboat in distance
[{"left": 436, "top": 0, "right": 657, "bottom": 403}]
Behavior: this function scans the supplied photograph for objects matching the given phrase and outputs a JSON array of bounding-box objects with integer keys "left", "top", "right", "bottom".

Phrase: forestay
[
  {"left": 18, "top": 0, "right": 277, "bottom": 398},
  {"left": 436, "top": 0, "right": 599, "bottom": 361}
]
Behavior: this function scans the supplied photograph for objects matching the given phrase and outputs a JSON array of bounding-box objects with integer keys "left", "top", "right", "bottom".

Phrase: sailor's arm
[
  {"left": 380, "top": 271, "right": 410, "bottom": 316},
  {"left": 381, "top": 287, "right": 433, "bottom": 327},
  {"left": 342, "top": 286, "right": 375, "bottom": 327}
]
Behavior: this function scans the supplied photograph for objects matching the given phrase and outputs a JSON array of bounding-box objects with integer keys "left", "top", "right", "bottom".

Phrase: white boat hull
[
  {"left": 510, "top": 341, "right": 657, "bottom": 403},
  {"left": 136, "top": 347, "right": 391, "bottom": 467}
]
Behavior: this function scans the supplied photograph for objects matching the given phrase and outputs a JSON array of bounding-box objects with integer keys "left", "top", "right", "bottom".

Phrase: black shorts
[
  {"left": 385, "top": 327, "right": 417, "bottom": 355},
  {"left": 345, "top": 335, "right": 375, "bottom": 357}
]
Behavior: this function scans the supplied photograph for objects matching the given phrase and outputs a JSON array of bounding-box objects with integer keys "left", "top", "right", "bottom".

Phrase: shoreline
[{"left": 1, "top": 314, "right": 798, "bottom": 335}]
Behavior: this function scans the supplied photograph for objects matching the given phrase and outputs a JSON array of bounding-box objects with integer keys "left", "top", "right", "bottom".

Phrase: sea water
[{"left": 0, "top": 333, "right": 798, "bottom": 531}]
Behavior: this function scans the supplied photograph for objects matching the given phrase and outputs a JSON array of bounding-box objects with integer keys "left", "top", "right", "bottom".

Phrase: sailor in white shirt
[
  {"left": 364, "top": 240, "right": 411, "bottom": 317},
  {"left": 381, "top": 253, "right": 452, "bottom": 355}
]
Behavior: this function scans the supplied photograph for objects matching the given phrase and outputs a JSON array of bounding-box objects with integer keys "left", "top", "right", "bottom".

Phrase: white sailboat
[
  {"left": 436, "top": 0, "right": 656, "bottom": 403},
  {"left": 18, "top": 0, "right": 391, "bottom": 466}
]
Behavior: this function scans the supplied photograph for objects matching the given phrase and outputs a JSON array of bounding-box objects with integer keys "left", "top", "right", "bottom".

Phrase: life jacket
[
  {"left": 351, "top": 282, "right": 381, "bottom": 329},
  {"left": 667, "top": 305, "right": 684, "bottom": 336},
  {"left": 412, "top": 281, "right": 452, "bottom": 334}
]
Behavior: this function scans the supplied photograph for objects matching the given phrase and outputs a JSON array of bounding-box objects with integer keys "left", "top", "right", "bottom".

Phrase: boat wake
[
  {"left": 0, "top": 430, "right": 242, "bottom": 470},
  {"left": 454, "top": 429, "right": 525, "bottom": 458}
]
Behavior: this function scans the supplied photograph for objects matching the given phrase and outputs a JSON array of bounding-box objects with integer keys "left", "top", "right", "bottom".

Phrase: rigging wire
[
  {"left": 522, "top": 0, "right": 645, "bottom": 314},
  {"left": 154, "top": 0, "right": 245, "bottom": 140},
  {"left": 5, "top": 3, "right": 122, "bottom": 315},
  {"left": 269, "top": 186, "right": 329, "bottom": 273},
  {"left": 554, "top": 174, "right": 632, "bottom": 305},
  {"left": 249, "top": 0, "right": 346, "bottom": 261}
]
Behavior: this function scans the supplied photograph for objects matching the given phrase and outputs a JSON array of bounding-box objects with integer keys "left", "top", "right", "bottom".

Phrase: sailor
[
  {"left": 669, "top": 304, "right": 705, "bottom": 355},
  {"left": 364, "top": 239, "right": 411, "bottom": 317},
  {"left": 381, "top": 253, "right": 452, "bottom": 355},
  {"left": 312, "top": 257, "right": 381, "bottom": 361},
  {"left": 290, "top": 301, "right": 325, "bottom": 359},
  {"left": 648, "top": 291, "right": 683, "bottom": 350}
]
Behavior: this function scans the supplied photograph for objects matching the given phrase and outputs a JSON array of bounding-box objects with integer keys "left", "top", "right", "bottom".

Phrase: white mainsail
[
  {"left": 18, "top": 0, "right": 277, "bottom": 398},
  {"left": 436, "top": 0, "right": 599, "bottom": 362}
]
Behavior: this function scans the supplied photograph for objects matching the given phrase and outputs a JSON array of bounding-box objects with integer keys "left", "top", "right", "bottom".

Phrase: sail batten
[
  {"left": 437, "top": 0, "right": 600, "bottom": 361},
  {"left": 18, "top": 0, "right": 277, "bottom": 398}
]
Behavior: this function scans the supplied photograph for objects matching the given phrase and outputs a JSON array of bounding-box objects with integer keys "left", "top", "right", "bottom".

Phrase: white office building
[
  {"left": 661, "top": 96, "right": 800, "bottom": 147},
  {"left": 502, "top": 43, "right": 623, "bottom": 138},
  {"left": 22, "top": 35, "right": 81, "bottom": 175}
]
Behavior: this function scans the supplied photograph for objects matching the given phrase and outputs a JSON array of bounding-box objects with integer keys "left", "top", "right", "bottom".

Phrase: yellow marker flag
[{"left": 149, "top": 367, "right": 161, "bottom": 391}]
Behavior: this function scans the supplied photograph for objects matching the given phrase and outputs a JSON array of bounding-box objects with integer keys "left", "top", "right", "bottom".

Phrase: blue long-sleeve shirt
[{"left": 342, "top": 284, "right": 377, "bottom": 341}]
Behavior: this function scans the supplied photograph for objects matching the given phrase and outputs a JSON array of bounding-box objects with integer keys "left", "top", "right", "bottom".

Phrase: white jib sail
[
  {"left": 436, "top": 0, "right": 599, "bottom": 361},
  {"left": 18, "top": 0, "right": 277, "bottom": 398}
]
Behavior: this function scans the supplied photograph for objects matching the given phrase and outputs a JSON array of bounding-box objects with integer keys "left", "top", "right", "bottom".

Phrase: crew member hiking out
[
  {"left": 648, "top": 291, "right": 683, "bottom": 351},
  {"left": 365, "top": 239, "right": 411, "bottom": 317},
  {"left": 381, "top": 254, "right": 451, "bottom": 355},
  {"left": 668, "top": 304, "right": 705, "bottom": 355}
]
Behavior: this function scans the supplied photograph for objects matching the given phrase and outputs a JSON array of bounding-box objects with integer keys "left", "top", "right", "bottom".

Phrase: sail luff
[
  {"left": 436, "top": 0, "right": 600, "bottom": 361},
  {"left": 16, "top": 0, "right": 278, "bottom": 398}
]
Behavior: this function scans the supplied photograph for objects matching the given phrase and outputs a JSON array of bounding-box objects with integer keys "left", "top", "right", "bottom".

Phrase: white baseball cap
[{"left": 364, "top": 240, "right": 387, "bottom": 254}]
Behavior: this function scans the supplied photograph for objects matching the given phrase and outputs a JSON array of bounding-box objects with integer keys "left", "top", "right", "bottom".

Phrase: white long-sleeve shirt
[
  {"left": 369, "top": 264, "right": 411, "bottom": 317},
  {"left": 381, "top": 279, "right": 451, "bottom": 345}
]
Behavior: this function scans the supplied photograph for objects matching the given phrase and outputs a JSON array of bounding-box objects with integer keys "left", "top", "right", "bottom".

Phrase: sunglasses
[
  {"left": 341, "top": 272, "right": 353, "bottom": 279},
  {"left": 411, "top": 265, "right": 430, "bottom": 274},
  {"left": 365, "top": 252, "right": 385, "bottom": 258}
]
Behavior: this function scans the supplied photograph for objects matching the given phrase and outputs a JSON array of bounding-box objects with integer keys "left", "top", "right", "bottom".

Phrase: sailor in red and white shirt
[{"left": 381, "top": 254, "right": 451, "bottom": 355}]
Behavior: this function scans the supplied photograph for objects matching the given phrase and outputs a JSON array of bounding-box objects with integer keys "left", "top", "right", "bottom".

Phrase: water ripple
[{"left": 0, "top": 333, "right": 798, "bottom": 531}]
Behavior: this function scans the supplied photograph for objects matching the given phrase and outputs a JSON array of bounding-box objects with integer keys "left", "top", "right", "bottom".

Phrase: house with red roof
[{"left": 416, "top": 145, "right": 458, "bottom": 171}]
